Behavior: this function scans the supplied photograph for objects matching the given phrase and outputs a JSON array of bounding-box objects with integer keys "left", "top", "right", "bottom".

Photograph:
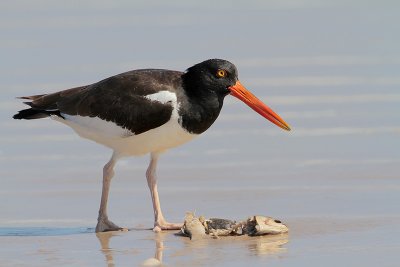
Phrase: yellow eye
[{"left": 216, "top": 69, "right": 227, "bottom": 78}]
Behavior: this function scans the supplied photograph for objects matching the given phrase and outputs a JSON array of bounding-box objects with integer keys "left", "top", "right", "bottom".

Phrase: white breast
[{"left": 53, "top": 91, "right": 197, "bottom": 156}]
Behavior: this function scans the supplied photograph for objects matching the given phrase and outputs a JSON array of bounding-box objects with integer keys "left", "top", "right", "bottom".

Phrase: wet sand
[
  {"left": 1, "top": 172, "right": 400, "bottom": 266},
  {"left": 1, "top": 215, "right": 399, "bottom": 266}
]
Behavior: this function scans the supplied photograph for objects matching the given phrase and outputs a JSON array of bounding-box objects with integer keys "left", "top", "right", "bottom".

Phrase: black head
[
  {"left": 181, "top": 58, "right": 291, "bottom": 132},
  {"left": 182, "top": 59, "right": 239, "bottom": 97}
]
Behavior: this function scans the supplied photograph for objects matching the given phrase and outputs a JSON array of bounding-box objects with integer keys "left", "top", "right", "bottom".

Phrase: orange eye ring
[{"left": 216, "top": 69, "right": 227, "bottom": 78}]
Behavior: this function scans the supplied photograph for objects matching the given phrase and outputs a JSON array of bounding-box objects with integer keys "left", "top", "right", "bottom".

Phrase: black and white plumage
[{"left": 13, "top": 59, "right": 290, "bottom": 232}]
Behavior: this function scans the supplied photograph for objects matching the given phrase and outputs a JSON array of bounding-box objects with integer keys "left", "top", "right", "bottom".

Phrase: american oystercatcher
[{"left": 13, "top": 59, "right": 290, "bottom": 232}]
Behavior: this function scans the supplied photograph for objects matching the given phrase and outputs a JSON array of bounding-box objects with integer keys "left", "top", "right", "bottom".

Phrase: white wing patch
[
  {"left": 144, "top": 90, "right": 180, "bottom": 121},
  {"left": 143, "top": 91, "right": 177, "bottom": 105}
]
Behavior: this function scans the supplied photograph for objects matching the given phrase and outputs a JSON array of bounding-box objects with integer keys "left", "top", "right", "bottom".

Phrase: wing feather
[{"left": 16, "top": 69, "right": 183, "bottom": 135}]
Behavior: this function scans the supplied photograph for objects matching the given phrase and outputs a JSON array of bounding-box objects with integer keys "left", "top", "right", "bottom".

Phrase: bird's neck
[{"left": 178, "top": 86, "right": 225, "bottom": 135}]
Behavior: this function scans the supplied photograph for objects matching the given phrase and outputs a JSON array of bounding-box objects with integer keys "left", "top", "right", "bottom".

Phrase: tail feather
[
  {"left": 14, "top": 93, "right": 62, "bottom": 120},
  {"left": 13, "top": 108, "right": 62, "bottom": 120},
  {"left": 17, "top": 94, "right": 45, "bottom": 100},
  {"left": 13, "top": 85, "right": 87, "bottom": 120},
  {"left": 23, "top": 102, "right": 34, "bottom": 107}
]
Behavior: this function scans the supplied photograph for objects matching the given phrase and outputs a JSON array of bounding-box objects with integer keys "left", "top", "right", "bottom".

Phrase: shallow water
[
  {"left": 1, "top": 215, "right": 399, "bottom": 266},
  {"left": 1, "top": 1, "right": 400, "bottom": 266}
]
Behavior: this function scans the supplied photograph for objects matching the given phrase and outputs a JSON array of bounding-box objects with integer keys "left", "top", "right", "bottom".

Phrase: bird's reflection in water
[
  {"left": 96, "top": 230, "right": 166, "bottom": 266},
  {"left": 96, "top": 231, "right": 120, "bottom": 267},
  {"left": 96, "top": 230, "right": 288, "bottom": 266},
  {"left": 140, "top": 232, "right": 165, "bottom": 266}
]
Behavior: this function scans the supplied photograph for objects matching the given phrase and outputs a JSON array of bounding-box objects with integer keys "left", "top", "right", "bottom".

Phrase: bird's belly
[
  {"left": 54, "top": 114, "right": 197, "bottom": 156},
  {"left": 117, "top": 119, "right": 197, "bottom": 156}
]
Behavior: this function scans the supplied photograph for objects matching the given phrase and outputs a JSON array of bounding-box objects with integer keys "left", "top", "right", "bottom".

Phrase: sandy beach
[
  {"left": 1, "top": 214, "right": 399, "bottom": 266},
  {"left": 1, "top": 173, "right": 399, "bottom": 266},
  {"left": 1, "top": 1, "right": 400, "bottom": 266}
]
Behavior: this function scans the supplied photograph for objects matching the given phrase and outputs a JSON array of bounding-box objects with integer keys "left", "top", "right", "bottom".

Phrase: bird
[{"left": 13, "top": 59, "right": 291, "bottom": 232}]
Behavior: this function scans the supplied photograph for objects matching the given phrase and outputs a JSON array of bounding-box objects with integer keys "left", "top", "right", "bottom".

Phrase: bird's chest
[{"left": 120, "top": 114, "right": 197, "bottom": 155}]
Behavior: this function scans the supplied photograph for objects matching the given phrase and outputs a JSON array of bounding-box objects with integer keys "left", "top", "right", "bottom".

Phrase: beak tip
[
  {"left": 280, "top": 123, "right": 291, "bottom": 131},
  {"left": 230, "top": 80, "right": 292, "bottom": 132}
]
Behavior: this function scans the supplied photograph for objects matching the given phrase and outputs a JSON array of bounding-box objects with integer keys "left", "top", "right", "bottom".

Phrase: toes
[
  {"left": 153, "top": 222, "right": 183, "bottom": 231},
  {"left": 96, "top": 220, "right": 127, "bottom": 232},
  {"left": 152, "top": 226, "right": 162, "bottom": 233}
]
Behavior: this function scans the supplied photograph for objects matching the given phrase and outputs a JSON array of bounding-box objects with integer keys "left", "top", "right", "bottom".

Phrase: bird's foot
[
  {"left": 152, "top": 220, "right": 183, "bottom": 232},
  {"left": 96, "top": 217, "right": 128, "bottom": 232}
]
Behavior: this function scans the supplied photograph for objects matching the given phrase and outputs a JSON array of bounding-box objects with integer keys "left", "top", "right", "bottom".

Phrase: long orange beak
[{"left": 229, "top": 81, "right": 291, "bottom": 131}]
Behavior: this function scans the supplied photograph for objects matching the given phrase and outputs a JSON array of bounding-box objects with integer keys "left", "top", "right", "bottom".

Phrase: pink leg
[
  {"left": 96, "top": 153, "right": 126, "bottom": 232},
  {"left": 146, "top": 152, "right": 182, "bottom": 232}
]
